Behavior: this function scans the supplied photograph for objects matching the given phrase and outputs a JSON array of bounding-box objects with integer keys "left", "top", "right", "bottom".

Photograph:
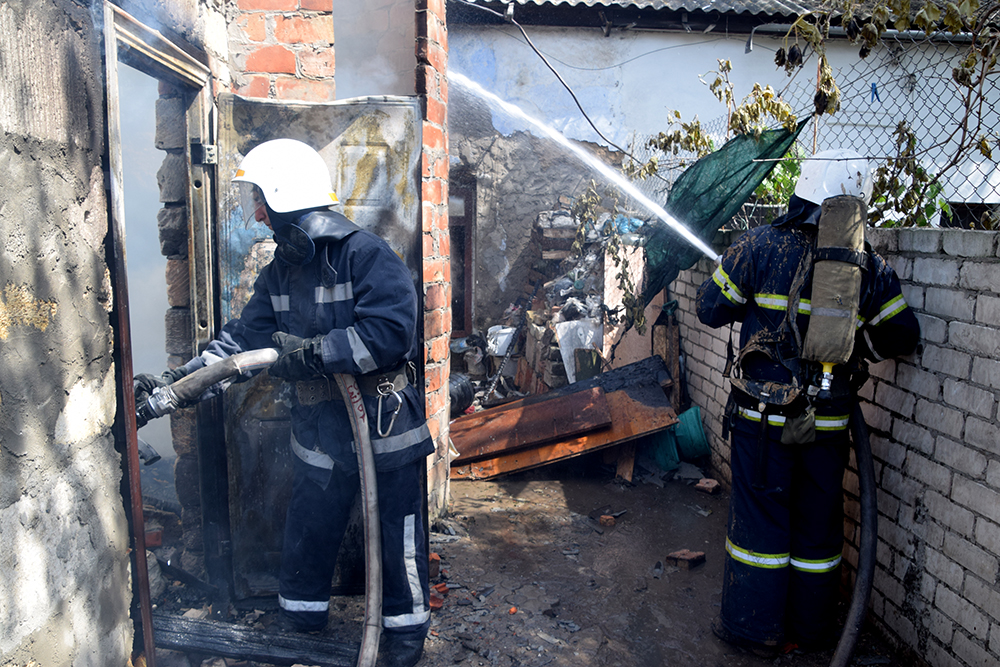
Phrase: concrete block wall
[{"left": 674, "top": 228, "right": 1000, "bottom": 667}]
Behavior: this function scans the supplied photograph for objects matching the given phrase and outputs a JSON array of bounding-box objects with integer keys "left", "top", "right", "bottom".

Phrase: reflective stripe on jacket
[{"left": 189, "top": 226, "right": 433, "bottom": 472}]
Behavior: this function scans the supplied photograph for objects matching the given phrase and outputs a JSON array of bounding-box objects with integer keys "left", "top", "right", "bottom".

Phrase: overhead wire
[{"left": 453, "top": 0, "right": 632, "bottom": 155}]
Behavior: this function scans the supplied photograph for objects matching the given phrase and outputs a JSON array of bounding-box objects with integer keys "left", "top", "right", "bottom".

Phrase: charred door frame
[
  {"left": 103, "top": 3, "right": 213, "bottom": 663},
  {"left": 449, "top": 179, "right": 476, "bottom": 338}
]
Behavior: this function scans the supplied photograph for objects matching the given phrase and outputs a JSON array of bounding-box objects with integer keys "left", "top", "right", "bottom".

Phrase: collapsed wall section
[{"left": 0, "top": 1, "right": 132, "bottom": 665}]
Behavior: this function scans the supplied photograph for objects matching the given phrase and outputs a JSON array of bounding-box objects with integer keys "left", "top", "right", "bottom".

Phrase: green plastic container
[
  {"left": 675, "top": 406, "right": 710, "bottom": 460},
  {"left": 648, "top": 428, "right": 680, "bottom": 472}
]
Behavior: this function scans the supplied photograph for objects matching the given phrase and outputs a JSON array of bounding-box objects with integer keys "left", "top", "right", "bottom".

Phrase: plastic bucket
[
  {"left": 649, "top": 428, "right": 680, "bottom": 472},
  {"left": 675, "top": 406, "right": 710, "bottom": 460}
]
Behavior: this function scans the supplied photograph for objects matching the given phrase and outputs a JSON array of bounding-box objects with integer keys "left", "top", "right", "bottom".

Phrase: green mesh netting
[{"left": 642, "top": 119, "right": 810, "bottom": 306}]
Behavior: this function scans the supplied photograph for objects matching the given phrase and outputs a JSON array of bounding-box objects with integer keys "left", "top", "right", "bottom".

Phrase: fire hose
[
  {"left": 136, "top": 349, "right": 383, "bottom": 667},
  {"left": 829, "top": 402, "right": 877, "bottom": 667}
]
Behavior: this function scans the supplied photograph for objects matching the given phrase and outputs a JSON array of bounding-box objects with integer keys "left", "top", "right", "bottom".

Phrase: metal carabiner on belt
[{"left": 376, "top": 381, "right": 402, "bottom": 437}]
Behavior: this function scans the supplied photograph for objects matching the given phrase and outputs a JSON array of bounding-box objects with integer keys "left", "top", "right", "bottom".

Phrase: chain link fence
[{"left": 626, "top": 31, "right": 1000, "bottom": 229}]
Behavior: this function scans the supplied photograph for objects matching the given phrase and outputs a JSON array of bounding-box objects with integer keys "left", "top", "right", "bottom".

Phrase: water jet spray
[{"left": 450, "top": 70, "right": 721, "bottom": 264}]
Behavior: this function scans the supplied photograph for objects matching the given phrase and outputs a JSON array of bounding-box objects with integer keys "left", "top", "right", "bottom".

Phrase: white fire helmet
[
  {"left": 794, "top": 148, "right": 874, "bottom": 206},
  {"left": 233, "top": 138, "right": 339, "bottom": 226}
]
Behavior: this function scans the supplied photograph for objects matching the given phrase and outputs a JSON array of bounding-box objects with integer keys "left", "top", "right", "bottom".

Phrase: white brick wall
[{"left": 673, "top": 228, "right": 1000, "bottom": 667}]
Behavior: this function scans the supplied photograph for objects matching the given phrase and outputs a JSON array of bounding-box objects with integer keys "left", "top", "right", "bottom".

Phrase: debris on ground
[{"left": 150, "top": 457, "right": 913, "bottom": 667}]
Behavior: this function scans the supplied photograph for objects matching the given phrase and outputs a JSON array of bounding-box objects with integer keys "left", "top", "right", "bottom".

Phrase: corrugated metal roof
[{"left": 503, "top": 0, "right": 815, "bottom": 18}]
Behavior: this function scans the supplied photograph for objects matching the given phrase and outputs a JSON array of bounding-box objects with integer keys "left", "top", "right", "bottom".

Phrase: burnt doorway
[
  {"left": 103, "top": 2, "right": 213, "bottom": 664},
  {"left": 449, "top": 182, "right": 475, "bottom": 338}
]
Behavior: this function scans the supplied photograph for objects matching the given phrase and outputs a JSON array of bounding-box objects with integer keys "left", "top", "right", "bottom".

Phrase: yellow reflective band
[
  {"left": 713, "top": 265, "right": 746, "bottom": 305},
  {"left": 726, "top": 537, "right": 790, "bottom": 569},
  {"left": 737, "top": 408, "right": 849, "bottom": 432},
  {"left": 738, "top": 408, "right": 786, "bottom": 427},
  {"left": 755, "top": 293, "right": 787, "bottom": 311},
  {"left": 791, "top": 554, "right": 842, "bottom": 573},
  {"left": 815, "top": 415, "right": 849, "bottom": 431},
  {"left": 236, "top": 169, "right": 245, "bottom": 177},
  {"left": 753, "top": 293, "right": 810, "bottom": 315},
  {"left": 329, "top": 191, "right": 339, "bottom": 203},
  {"left": 871, "top": 294, "right": 907, "bottom": 326}
]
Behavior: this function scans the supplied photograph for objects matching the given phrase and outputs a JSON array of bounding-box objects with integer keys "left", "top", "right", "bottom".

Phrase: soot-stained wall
[
  {"left": 0, "top": 1, "right": 133, "bottom": 665},
  {"left": 450, "top": 119, "right": 620, "bottom": 330}
]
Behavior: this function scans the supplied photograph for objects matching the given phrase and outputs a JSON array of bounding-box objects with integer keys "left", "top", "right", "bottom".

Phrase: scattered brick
[
  {"left": 599, "top": 515, "right": 616, "bottom": 527},
  {"left": 428, "top": 552, "right": 440, "bottom": 579},
  {"left": 665, "top": 549, "right": 706, "bottom": 569},
  {"left": 695, "top": 478, "right": 721, "bottom": 495}
]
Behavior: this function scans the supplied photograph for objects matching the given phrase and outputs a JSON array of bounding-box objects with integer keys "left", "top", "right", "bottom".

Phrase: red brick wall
[
  {"left": 416, "top": 0, "right": 451, "bottom": 514},
  {"left": 233, "top": 0, "right": 335, "bottom": 101}
]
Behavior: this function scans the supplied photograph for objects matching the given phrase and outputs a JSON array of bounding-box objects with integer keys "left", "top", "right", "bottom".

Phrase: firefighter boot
[{"left": 375, "top": 634, "right": 424, "bottom": 667}]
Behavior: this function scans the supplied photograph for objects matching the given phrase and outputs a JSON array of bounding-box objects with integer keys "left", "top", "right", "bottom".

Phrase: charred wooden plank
[
  {"left": 451, "top": 386, "right": 611, "bottom": 464},
  {"left": 451, "top": 385, "right": 678, "bottom": 480},
  {"left": 151, "top": 612, "right": 356, "bottom": 666},
  {"left": 615, "top": 442, "right": 637, "bottom": 482}
]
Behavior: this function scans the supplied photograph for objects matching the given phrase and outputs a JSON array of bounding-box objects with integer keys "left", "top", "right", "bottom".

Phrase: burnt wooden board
[
  {"left": 152, "top": 612, "right": 356, "bottom": 666},
  {"left": 451, "top": 386, "right": 612, "bottom": 464},
  {"left": 451, "top": 384, "right": 678, "bottom": 480}
]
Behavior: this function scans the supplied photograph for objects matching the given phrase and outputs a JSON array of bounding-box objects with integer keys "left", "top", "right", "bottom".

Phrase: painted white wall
[
  {"left": 451, "top": 23, "right": 999, "bottom": 204},
  {"left": 450, "top": 25, "right": 861, "bottom": 147}
]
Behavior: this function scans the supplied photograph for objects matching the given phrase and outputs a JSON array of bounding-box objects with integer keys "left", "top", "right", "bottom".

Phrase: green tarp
[{"left": 642, "top": 119, "right": 810, "bottom": 306}]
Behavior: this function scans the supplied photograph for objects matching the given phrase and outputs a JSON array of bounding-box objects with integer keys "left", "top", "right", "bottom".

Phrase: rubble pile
[{"left": 516, "top": 209, "right": 645, "bottom": 395}]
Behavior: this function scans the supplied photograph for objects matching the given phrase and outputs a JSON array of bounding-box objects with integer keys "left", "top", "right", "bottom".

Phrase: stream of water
[{"left": 449, "top": 70, "right": 721, "bottom": 263}]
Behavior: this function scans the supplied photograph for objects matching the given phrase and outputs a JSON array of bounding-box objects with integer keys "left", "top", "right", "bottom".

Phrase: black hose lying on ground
[{"left": 830, "top": 402, "right": 878, "bottom": 667}]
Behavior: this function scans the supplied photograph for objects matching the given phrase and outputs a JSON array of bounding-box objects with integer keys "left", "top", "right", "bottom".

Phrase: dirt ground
[
  {"left": 417, "top": 457, "right": 904, "bottom": 667},
  {"left": 153, "top": 454, "right": 909, "bottom": 667}
]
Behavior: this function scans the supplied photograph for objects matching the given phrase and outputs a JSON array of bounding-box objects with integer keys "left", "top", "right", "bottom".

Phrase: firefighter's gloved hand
[
  {"left": 270, "top": 332, "right": 326, "bottom": 381},
  {"left": 134, "top": 366, "right": 190, "bottom": 397},
  {"left": 134, "top": 366, "right": 195, "bottom": 428}
]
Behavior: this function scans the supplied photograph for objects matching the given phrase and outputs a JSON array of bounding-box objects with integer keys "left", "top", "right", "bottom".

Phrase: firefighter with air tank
[{"left": 696, "top": 149, "right": 920, "bottom": 654}]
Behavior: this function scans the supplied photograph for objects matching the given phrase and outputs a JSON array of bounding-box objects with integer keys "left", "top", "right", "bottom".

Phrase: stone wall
[
  {"left": 448, "top": 127, "right": 619, "bottom": 331},
  {"left": 674, "top": 228, "right": 1000, "bottom": 667},
  {"left": 0, "top": 1, "right": 133, "bottom": 665}
]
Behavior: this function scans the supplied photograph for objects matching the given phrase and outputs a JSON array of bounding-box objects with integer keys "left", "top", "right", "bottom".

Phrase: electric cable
[{"left": 454, "top": 0, "right": 630, "bottom": 154}]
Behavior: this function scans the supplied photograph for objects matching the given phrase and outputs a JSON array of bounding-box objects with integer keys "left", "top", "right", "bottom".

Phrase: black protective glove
[
  {"left": 134, "top": 366, "right": 193, "bottom": 427},
  {"left": 134, "top": 366, "right": 190, "bottom": 397},
  {"left": 270, "top": 332, "right": 326, "bottom": 381}
]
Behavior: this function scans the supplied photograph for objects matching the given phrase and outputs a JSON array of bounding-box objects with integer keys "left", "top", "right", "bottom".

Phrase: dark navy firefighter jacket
[
  {"left": 181, "top": 209, "right": 434, "bottom": 474},
  {"left": 696, "top": 196, "right": 920, "bottom": 439}
]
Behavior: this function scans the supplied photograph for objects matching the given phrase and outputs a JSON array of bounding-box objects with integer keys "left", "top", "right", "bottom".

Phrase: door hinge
[{"left": 191, "top": 143, "right": 217, "bottom": 165}]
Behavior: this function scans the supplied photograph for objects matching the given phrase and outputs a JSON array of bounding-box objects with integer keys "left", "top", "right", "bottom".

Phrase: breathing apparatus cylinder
[{"left": 801, "top": 195, "right": 867, "bottom": 400}]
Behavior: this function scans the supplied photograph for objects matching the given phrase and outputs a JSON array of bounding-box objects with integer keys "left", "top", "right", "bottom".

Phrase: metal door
[{"left": 213, "top": 93, "right": 422, "bottom": 600}]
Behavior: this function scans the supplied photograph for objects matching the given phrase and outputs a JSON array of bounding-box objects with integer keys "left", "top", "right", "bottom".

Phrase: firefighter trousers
[
  {"left": 278, "top": 457, "right": 431, "bottom": 638},
  {"left": 719, "top": 418, "right": 850, "bottom": 647}
]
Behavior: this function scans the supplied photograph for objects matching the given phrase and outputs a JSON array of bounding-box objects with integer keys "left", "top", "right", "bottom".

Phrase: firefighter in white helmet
[
  {"left": 696, "top": 149, "right": 919, "bottom": 654},
  {"left": 136, "top": 138, "right": 431, "bottom": 667}
]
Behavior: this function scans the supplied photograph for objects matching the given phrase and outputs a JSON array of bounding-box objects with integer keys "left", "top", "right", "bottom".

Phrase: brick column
[
  {"left": 234, "top": 0, "right": 335, "bottom": 101},
  {"left": 416, "top": 0, "right": 451, "bottom": 517}
]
